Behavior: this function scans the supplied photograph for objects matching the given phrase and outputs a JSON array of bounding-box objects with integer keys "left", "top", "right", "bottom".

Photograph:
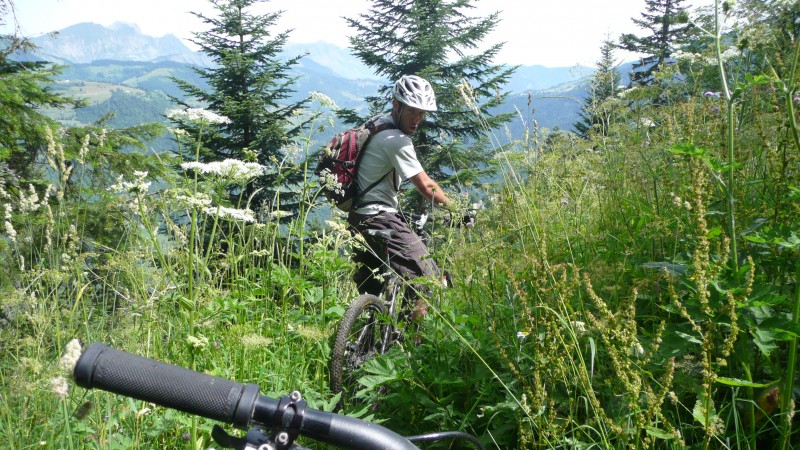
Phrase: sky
[{"left": 4, "top": 0, "right": 716, "bottom": 68}]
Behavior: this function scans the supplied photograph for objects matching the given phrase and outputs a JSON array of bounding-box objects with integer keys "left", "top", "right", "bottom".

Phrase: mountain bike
[
  {"left": 329, "top": 209, "right": 475, "bottom": 410},
  {"left": 73, "top": 342, "right": 485, "bottom": 450}
]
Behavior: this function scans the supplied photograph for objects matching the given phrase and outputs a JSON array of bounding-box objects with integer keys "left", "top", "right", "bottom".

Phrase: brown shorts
[{"left": 347, "top": 211, "right": 440, "bottom": 295}]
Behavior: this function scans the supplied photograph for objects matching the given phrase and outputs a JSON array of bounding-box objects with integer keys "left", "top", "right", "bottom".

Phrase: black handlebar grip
[{"left": 73, "top": 343, "right": 259, "bottom": 428}]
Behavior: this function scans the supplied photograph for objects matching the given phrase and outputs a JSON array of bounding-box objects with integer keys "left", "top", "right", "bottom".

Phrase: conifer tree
[
  {"left": 619, "top": 0, "right": 696, "bottom": 87},
  {"left": 574, "top": 38, "right": 623, "bottom": 138},
  {"left": 345, "top": 0, "right": 516, "bottom": 203},
  {"left": 172, "top": 0, "right": 309, "bottom": 208},
  {"left": 0, "top": 16, "right": 79, "bottom": 180}
]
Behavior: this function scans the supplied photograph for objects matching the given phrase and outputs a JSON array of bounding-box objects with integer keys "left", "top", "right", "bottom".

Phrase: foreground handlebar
[{"left": 74, "top": 343, "right": 419, "bottom": 450}]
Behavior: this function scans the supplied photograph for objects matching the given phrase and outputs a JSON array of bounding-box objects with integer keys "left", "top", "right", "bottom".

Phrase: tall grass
[{"left": 2, "top": 7, "right": 800, "bottom": 448}]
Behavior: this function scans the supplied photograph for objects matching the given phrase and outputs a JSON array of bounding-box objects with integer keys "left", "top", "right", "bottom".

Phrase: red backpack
[{"left": 315, "top": 118, "right": 396, "bottom": 211}]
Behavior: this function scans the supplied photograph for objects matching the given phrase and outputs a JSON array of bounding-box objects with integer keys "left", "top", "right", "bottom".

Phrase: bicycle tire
[{"left": 330, "top": 294, "right": 386, "bottom": 409}]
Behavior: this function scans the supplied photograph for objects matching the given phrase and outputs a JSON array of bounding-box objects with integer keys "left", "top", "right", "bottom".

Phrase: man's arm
[{"left": 409, "top": 170, "right": 452, "bottom": 210}]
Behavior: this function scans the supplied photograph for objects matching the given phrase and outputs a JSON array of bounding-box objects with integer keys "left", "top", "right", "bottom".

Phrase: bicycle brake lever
[
  {"left": 211, "top": 425, "right": 268, "bottom": 450},
  {"left": 212, "top": 425, "right": 305, "bottom": 450}
]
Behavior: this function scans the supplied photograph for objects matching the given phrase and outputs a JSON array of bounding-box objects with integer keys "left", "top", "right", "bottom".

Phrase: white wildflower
[
  {"left": 671, "top": 192, "right": 682, "bottom": 208},
  {"left": 49, "top": 376, "right": 69, "bottom": 399},
  {"left": 19, "top": 184, "right": 41, "bottom": 213},
  {"left": 167, "top": 108, "right": 231, "bottom": 125},
  {"left": 187, "top": 335, "right": 209, "bottom": 349},
  {"left": 136, "top": 406, "right": 152, "bottom": 419},
  {"left": 173, "top": 192, "right": 213, "bottom": 209},
  {"left": 309, "top": 91, "right": 338, "bottom": 109},
  {"left": 4, "top": 220, "right": 16, "bottom": 243},
  {"left": 109, "top": 173, "right": 151, "bottom": 194},
  {"left": 456, "top": 80, "right": 480, "bottom": 115},
  {"left": 4, "top": 204, "right": 15, "bottom": 242},
  {"left": 639, "top": 117, "right": 656, "bottom": 128},
  {"left": 570, "top": 320, "right": 587, "bottom": 336},
  {"left": 630, "top": 341, "right": 645, "bottom": 357},
  {"left": 241, "top": 334, "right": 273, "bottom": 348},
  {"left": 58, "top": 339, "right": 83, "bottom": 372},
  {"left": 205, "top": 206, "right": 256, "bottom": 223},
  {"left": 705, "top": 46, "right": 740, "bottom": 65},
  {"left": 78, "top": 133, "right": 91, "bottom": 164},
  {"left": 618, "top": 87, "right": 635, "bottom": 98},
  {"left": 44, "top": 184, "right": 57, "bottom": 199},
  {"left": 181, "top": 159, "right": 265, "bottom": 184},
  {"left": 325, "top": 220, "right": 348, "bottom": 234},
  {"left": 670, "top": 50, "right": 703, "bottom": 64},
  {"left": 269, "top": 210, "right": 292, "bottom": 220},
  {"left": 318, "top": 168, "right": 344, "bottom": 196}
]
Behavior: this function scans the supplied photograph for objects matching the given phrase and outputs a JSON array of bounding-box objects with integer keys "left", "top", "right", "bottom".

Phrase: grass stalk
[
  {"left": 779, "top": 259, "right": 800, "bottom": 450},
  {"left": 710, "top": 0, "right": 739, "bottom": 274}
]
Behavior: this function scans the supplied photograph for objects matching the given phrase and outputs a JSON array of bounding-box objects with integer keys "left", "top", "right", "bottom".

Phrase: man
[{"left": 348, "top": 75, "right": 453, "bottom": 320}]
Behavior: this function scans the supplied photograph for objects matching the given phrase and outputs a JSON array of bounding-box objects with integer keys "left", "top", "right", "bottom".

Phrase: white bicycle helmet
[{"left": 393, "top": 75, "right": 437, "bottom": 112}]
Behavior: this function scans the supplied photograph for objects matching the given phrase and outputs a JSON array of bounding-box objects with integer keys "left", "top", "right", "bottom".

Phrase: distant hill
[
  {"left": 31, "top": 22, "right": 213, "bottom": 67},
  {"left": 505, "top": 64, "right": 594, "bottom": 92},
  {"left": 23, "top": 22, "right": 605, "bottom": 134},
  {"left": 284, "top": 41, "right": 378, "bottom": 81},
  {"left": 29, "top": 22, "right": 592, "bottom": 88}
]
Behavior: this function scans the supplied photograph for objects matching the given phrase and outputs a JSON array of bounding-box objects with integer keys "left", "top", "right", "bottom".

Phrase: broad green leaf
[
  {"left": 668, "top": 143, "right": 705, "bottom": 157},
  {"left": 758, "top": 316, "right": 800, "bottom": 340},
  {"left": 752, "top": 328, "right": 780, "bottom": 356},
  {"left": 744, "top": 235, "right": 768, "bottom": 244},
  {"left": 706, "top": 226, "right": 723, "bottom": 239},
  {"left": 778, "top": 233, "right": 800, "bottom": 249},
  {"left": 645, "top": 426, "right": 676, "bottom": 440},
  {"left": 693, "top": 398, "right": 718, "bottom": 429},
  {"left": 715, "top": 377, "right": 770, "bottom": 388},
  {"left": 675, "top": 331, "right": 703, "bottom": 345},
  {"left": 746, "top": 73, "right": 778, "bottom": 85},
  {"left": 739, "top": 292, "right": 787, "bottom": 308}
]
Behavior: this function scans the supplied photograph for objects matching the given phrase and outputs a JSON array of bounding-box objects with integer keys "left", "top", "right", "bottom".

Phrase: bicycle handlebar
[{"left": 73, "top": 343, "right": 419, "bottom": 450}]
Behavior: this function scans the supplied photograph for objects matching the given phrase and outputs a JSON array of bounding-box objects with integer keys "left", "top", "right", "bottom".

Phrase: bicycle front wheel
[{"left": 330, "top": 294, "right": 386, "bottom": 409}]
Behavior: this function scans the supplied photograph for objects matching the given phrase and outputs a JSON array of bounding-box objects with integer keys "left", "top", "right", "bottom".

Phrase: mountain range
[{"left": 26, "top": 22, "right": 599, "bottom": 134}]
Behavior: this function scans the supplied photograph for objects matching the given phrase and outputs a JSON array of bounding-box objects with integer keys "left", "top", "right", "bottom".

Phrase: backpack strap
[
  {"left": 354, "top": 169, "right": 394, "bottom": 208},
  {"left": 353, "top": 119, "right": 396, "bottom": 209}
]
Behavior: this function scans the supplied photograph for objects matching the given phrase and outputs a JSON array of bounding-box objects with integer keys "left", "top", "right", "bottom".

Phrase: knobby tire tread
[{"left": 330, "top": 294, "right": 385, "bottom": 407}]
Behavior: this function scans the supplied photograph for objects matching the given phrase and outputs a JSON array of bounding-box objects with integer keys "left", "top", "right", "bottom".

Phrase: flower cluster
[
  {"left": 171, "top": 192, "right": 213, "bottom": 209},
  {"left": 309, "top": 91, "right": 338, "bottom": 109},
  {"left": 187, "top": 334, "right": 209, "bottom": 349},
  {"left": 317, "top": 168, "right": 344, "bottom": 196},
  {"left": 58, "top": 339, "right": 83, "bottom": 372},
  {"left": 204, "top": 205, "right": 256, "bottom": 223},
  {"left": 4, "top": 204, "right": 15, "bottom": 243},
  {"left": 181, "top": 159, "right": 265, "bottom": 185},
  {"left": 49, "top": 339, "right": 82, "bottom": 399},
  {"left": 167, "top": 108, "right": 231, "bottom": 125},
  {"left": 109, "top": 171, "right": 152, "bottom": 195},
  {"left": 325, "top": 219, "right": 348, "bottom": 234}
]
